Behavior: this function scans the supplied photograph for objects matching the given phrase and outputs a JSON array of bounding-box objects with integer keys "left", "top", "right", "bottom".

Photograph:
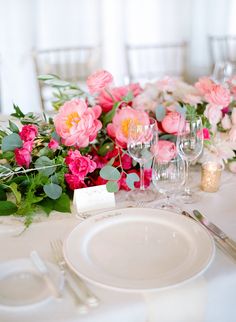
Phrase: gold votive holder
[{"left": 201, "top": 162, "right": 224, "bottom": 192}]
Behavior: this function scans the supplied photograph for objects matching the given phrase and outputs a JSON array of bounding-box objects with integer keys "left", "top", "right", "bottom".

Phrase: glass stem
[
  {"left": 184, "top": 160, "right": 190, "bottom": 194},
  {"left": 139, "top": 162, "right": 145, "bottom": 190}
]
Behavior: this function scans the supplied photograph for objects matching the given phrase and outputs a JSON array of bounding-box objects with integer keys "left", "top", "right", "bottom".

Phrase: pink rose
[
  {"left": 221, "top": 114, "right": 232, "bottom": 130},
  {"left": 195, "top": 77, "right": 214, "bottom": 95},
  {"left": 204, "top": 84, "right": 231, "bottom": 107},
  {"left": 48, "top": 138, "right": 59, "bottom": 150},
  {"left": 107, "top": 107, "right": 150, "bottom": 147},
  {"left": 202, "top": 128, "right": 210, "bottom": 140},
  {"left": 161, "top": 112, "right": 182, "bottom": 134},
  {"left": 65, "top": 150, "right": 96, "bottom": 180},
  {"left": 23, "top": 140, "right": 33, "bottom": 152},
  {"left": 229, "top": 161, "right": 236, "bottom": 173},
  {"left": 98, "top": 83, "right": 142, "bottom": 112},
  {"left": 121, "top": 154, "right": 132, "bottom": 170},
  {"left": 87, "top": 70, "right": 113, "bottom": 95},
  {"left": 14, "top": 147, "right": 31, "bottom": 168},
  {"left": 19, "top": 125, "right": 38, "bottom": 142},
  {"left": 204, "top": 104, "right": 222, "bottom": 126},
  {"left": 231, "top": 108, "right": 236, "bottom": 125},
  {"left": 54, "top": 99, "right": 102, "bottom": 148},
  {"left": 64, "top": 174, "right": 86, "bottom": 190},
  {"left": 152, "top": 140, "right": 177, "bottom": 162}
]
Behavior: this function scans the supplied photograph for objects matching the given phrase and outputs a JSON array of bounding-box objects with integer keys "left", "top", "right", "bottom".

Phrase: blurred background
[{"left": 0, "top": 0, "right": 236, "bottom": 113}]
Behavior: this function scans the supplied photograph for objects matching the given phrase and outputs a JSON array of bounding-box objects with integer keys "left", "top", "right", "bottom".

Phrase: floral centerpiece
[{"left": 0, "top": 70, "right": 235, "bottom": 225}]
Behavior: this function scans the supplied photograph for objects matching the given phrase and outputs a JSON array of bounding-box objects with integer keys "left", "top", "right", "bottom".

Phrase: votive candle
[{"left": 201, "top": 162, "right": 223, "bottom": 192}]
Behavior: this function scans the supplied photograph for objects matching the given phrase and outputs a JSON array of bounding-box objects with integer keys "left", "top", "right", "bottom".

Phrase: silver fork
[{"left": 50, "top": 239, "right": 99, "bottom": 307}]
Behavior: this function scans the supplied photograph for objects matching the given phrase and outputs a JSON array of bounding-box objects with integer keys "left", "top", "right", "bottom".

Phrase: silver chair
[
  {"left": 32, "top": 46, "right": 101, "bottom": 112},
  {"left": 125, "top": 42, "right": 188, "bottom": 83}
]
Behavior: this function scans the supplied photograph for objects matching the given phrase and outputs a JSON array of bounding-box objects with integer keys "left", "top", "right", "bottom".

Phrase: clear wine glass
[
  {"left": 127, "top": 117, "right": 158, "bottom": 202},
  {"left": 176, "top": 115, "right": 203, "bottom": 203},
  {"left": 152, "top": 155, "right": 185, "bottom": 212}
]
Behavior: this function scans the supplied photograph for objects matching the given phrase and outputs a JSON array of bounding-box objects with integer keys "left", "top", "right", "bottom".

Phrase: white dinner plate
[
  {"left": 0, "top": 258, "right": 63, "bottom": 309},
  {"left": 64, "top": 208, "right": 215, "bottom": 292}
]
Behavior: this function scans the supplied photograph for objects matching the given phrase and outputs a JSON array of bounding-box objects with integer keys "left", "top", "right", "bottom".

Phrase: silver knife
[
  {"left": 182, "top": 211, "right": 236, "bottom": 262},
  {"left": 193, "top": 210, "right": 236, "bottom": 252}
]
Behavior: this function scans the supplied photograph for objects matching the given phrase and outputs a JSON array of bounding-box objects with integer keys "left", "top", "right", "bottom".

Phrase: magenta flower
[
  {"left": 48, "top": 138, "right": 59, "bottom": 151},
  {"left": 15, "top": 147, "right": 31, "bottom": 168},
  {"left": 19, "top": 124, "right": 38, "bottom": 142}
]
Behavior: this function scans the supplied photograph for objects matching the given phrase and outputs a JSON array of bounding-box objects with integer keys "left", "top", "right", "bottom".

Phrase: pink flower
[
  {"left": 19, "top": 125, "right": 38, "bottom": 142},
  {"left": 221, "top": 114, "right": 232, "bottom": 130},
  {"left": 231, "top": 108, "right": 236, "bottom": 125},
  {"left": 156, "top": 76, "right": 177, "bottom": 92},
  {"left": 65, "top": 174, "right": 86, "bottom": 190},
  {"left": 54, "top": 99, "right": 102, "bottom": 148},
  {"left": 87, "top": 70, "right": 113, "bottom": 95},
  {"left": 65, "top": 150, "right": 96, "bottom": 180},
  {"left": 204, "top": 84, "right": 231, "bottom": 107},
  {"left": 152, "top": 140, "right": 177, "bottom": 162},
  {"left": 183, "top": 94, "right": 202, "bottom": 105},
  {"left": 98, "top": 83, "right": 142, "bottom": 112},
  {"left": 23, "top": 141, "right": 33, "bottom": 152},
  {"left": 161, "top": 112, "right": 182, "bottom": 134},
  {"left": 204, "top": 104, "right": 222, "bottom": 126},
  {"left": 121, "top": 154, "right": 132, "bottom": 170},
  {"left": 229, "top": 161, "right": 236, "bottom": 173},
  {"left": 107, "top": 107, "right": 150, "bottom": 147},
  {"left": 48, "top": 138, "right": 59, "bottom": 150},
  {"left": 195, "top": 77, "right": 214, "bottom": 95},
  {"left": 202, "top": 128, "right": 210, "bottom": 140},
  {"left": 14, "top": 147, "right": 31, "bottom": 168}
]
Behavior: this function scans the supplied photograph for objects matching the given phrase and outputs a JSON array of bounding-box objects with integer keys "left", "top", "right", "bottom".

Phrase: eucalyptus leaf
[
  {"left": 45, "top": 79, "right": 70, "bottom": 87},
  {"left": 126, "top": 173, "right": 140, "bottom": 190},
  {"left": 106, "top": 181, "right": 119, "bottom": 193},
  {"left": 38, "top": 74, "right": 58, "bottom": 81},
  {"left": 53, "top": 193, "right": 70, "bottom": 212},
  {"left": 100, "top": 165, "right": 121, "bottom": 181},
  {"left": 1, "top": 133, "right": 22, "bottom": 152},
  {"left": 8, "top": 120, "right": 19, "bottom": 133},
  {"left": 0, "top": 201, "right": 17, "bottom": 216},
  {"left": 43, "top": 183, "right": 62, "bottom": 200},
  {"left": 175, "top": 104, "right": 186, "bottom": 117},
  {"left": 155, "top": 105, "right": 166, "bottom": 122},
  {"left": 34, "top": 156, "right": 56, "bottom": 176}
]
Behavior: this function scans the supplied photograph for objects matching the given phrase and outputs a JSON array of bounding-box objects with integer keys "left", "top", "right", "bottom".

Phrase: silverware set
[
  {"left": 182, "top": 209, "right": 236, "bottom": 261},
  {"left": 50, "top": 239, "right": 99, "bottom": 313}
]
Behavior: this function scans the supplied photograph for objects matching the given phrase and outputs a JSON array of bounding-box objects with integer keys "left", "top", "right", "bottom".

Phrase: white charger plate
[
  {"left": 64, "top": 208, "right": 215, "bottom": 292},
  {"left": 0, "top": 258, "right": 63, "bottom": 309}
]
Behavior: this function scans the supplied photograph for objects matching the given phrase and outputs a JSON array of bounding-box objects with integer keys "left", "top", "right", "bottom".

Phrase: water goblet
[
  {"left": 127, "top": 117, "right": 158, "bottom": 203},
  {"left": 176, "top": 115, "right": 203, "bottom": 203},
  {"left": 152, "top": 155, "right": 185, "bottom": 212}
]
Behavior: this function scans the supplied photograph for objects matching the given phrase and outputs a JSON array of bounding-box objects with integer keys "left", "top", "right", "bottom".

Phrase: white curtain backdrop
[{"left": 0, "top": 0, "right": 235, "bottom": 113}]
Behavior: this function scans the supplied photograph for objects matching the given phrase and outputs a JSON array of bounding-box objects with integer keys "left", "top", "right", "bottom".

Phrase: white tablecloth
[{"left": 0, "top": 170, "right": 236, "bottom": 322}]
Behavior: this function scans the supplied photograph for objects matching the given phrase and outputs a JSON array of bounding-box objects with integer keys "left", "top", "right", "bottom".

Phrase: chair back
[
  {"left": 33, "top": 46, "right": 101, "bottom": 112},
  {"left": 125, "top": 42, "right": 188, "bottom": 83}
]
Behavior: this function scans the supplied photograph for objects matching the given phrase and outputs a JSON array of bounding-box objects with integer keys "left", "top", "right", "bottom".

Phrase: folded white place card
[{"left": 73, "top": 185, "right": 116, "bottom": 214}]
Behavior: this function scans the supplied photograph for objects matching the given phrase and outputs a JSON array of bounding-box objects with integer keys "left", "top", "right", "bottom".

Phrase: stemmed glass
[
  {"left": 152, "top": 155, "right": 185, "bottom": 212},
  {"left": 176, "top": 115, "right": 203, "bottom": 203},
  {"left": 127, "top": 117, "right": 158, "bottom": 202}
]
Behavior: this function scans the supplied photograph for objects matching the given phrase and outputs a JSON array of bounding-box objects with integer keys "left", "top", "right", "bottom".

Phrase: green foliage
[
  {"left": 34, "top": 156, "right": 56, "bottom": 177},
  {"left": 106, "top": 181, "right": 119, "bottom": 193},
  {"left": 100, "top": 165, "right": 121, "bottom": 181},
  {"left": 0, "top": 201, "right": 18, "bottom": 216},
  {"left": 155, "top": 105, "right": 166, "bottom": 121},
  {"left": 43, "top": 183, "right": 62, "bottom": 200},
  {"left": 1, "top": 133, "right": 22, "bottom": 152},
  {"left": 125, "top": 173, "right": 139, "bottom": 190}
]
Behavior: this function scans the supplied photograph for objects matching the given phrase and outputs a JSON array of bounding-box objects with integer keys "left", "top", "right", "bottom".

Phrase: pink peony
[
  {"left": 152, "top": 140, "right": 177, "bottom": 162},
  {"left": 161, "top": 111, "right": 182, "bottom": 134},
  {"left": 183, "top": 94, "right": 202, "bottom": 105},
  {"left": 19, "top": 125, "right": 38, "bottom": 142},
  {"left": 229, "top": 126, "right": 236, "bottom": 142},
  {"left": 195, "top": 77, "right": 214, "bottom": 95},
  {"left": 23, "top": 140, "right": 33, "bottom": 152},
  {"left": 107, "top": 107, "right": 150, "bottom": 147},
  {"left": 156, "top": 76, "right": 177, "bottom": 92},
  {"left": 65, "top": 150, "right": 96, "bottom": 180},
  {"left": 204, "top": 84, "right": 230, "bottom": 107},
  {"left": 98, "top": 83, "right": 142, "bottom": 112},
  {"left": 54, "top": 99, "right": 102, "bottom": 148},
  {"left": 14, "top": 147, "right": 31, "bottom": 168},
  {"left": 87, "top": 70, "right": 113, "bottom": 95},
  {"left": 48, "top": 138, "right": 59, "bottom": 150},
  {"left": 204, "top": 104, "right": 222, "bottom": 126},
  {"left": 64, "top": 174, "right": 86, "bottom": 190}
]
